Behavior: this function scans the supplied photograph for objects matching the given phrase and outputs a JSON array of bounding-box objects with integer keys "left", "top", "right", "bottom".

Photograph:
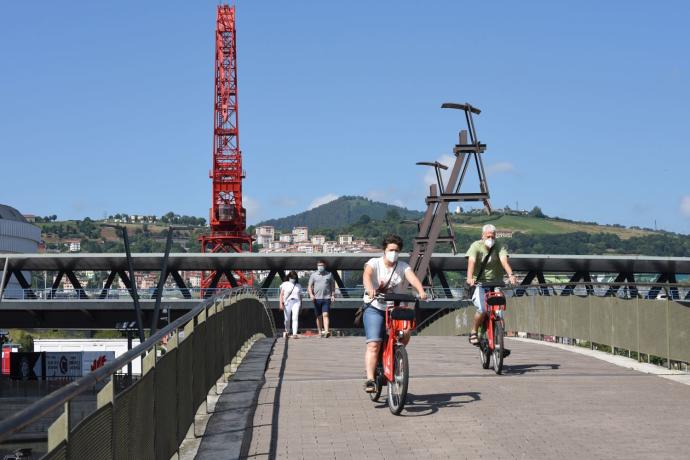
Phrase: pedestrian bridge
[{"left": 1, "top": 287, "right": 690, "bottom": 459}]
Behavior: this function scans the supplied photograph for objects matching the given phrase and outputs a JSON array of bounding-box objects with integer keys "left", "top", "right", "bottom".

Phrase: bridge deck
[{"left": 242, "top": 336, "right": 690, "bottom": 459}]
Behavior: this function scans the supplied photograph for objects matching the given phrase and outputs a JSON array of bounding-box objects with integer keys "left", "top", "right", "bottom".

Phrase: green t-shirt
[{"left": 465, "top": 240, "right": 508, "bottom": 282}]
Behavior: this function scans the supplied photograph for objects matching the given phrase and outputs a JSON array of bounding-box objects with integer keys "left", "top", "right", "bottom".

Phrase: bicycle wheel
[
  {"left": 492, "top": 320, "right": 504, "bottom": 375},
  {"left": 479, "top": 338, "right": 491, "bottom": 369},
  {"left": 387, "top": 345, "right": 409, "bottom": 415},
  {"left": 369, "top": 366, "right": 383, "bottom": 402}
]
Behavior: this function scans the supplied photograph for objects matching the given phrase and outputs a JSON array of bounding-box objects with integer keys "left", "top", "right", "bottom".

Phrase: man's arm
[
  {"left": 307, "top": 274, "right": 315, "bottom": 300},
  {"left": 467, "top": 256, "right": 477, "bottom": 286},
  {"left": 329, "top": 274, "right": 336, "bottom": 302},
  {"left": 499, "top": 255, "right": 517, "bottom": 285}
]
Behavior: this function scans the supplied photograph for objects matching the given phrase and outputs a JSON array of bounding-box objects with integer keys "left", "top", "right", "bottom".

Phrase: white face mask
[
  {"left": 385, "top": 250, "right": 399, "bottom": 263},
  {"left": 484, "top": 238, "right": 495, "bottom": 249},
  {"left": 289, "top": 278, "right": 297, "bottom": 284}
]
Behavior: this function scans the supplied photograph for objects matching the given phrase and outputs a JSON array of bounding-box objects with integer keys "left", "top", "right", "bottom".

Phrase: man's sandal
[
  {"left": 364, "top": 379, "right": 376, "bottom": 393},
  {"left": 469, "top": 332, "right": 479, "bottom": 346}
]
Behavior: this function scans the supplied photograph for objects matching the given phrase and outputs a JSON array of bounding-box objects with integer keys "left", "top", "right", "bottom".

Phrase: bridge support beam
[
  {"left": 562, "top": 271, "right": 593, "bottom": 296},
  {"left": 646, "top": 273, "right": 679, "bottom": 300},
  {"left": 331, "top": 270, "right": 348, "bottom": 298},
  {"left": 98, "top": 271, "right": 118, "bottom": 299},
  {"left": 431, "top": 269, "right": 453, "bottom": 298},
  {"left": 64, "top": 271, "right": 88, "bottom": 299},
  {"left": 169, "top": 270, "right": 192, "bottom": 299},
  {"left": 12, "top": 270, "right": 37, "bottom": 299}
]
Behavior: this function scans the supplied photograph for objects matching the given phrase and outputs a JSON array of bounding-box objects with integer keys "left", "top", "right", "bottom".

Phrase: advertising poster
[
  {"left": 10, "top": 352, "right": 45, "bottom": 380},
  {"left": 82, "top": 351, "right": 116, "bottom": 375},
  {"left": 45, "top": 352, "right": 82, "bottom": 379}
]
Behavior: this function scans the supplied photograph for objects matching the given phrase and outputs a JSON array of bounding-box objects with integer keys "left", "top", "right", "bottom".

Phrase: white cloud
[
  {"left": 308, "top": 193, "right": 339, "bottom": 210},
  {"left": 486, "top": 162, "right": 515, "bottom": 175},
  {"left": 243, "top": 195, "right": 262, "bottom": 224},
  {"left": 680, "top": 196, "right": 690, "bottom": 218},
  {"left": 422, "top": 154, "right": 455, "bottom": 189}
]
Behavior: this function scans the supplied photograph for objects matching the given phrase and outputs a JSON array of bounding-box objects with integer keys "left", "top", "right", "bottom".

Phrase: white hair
[{"left": 482, "top": 224, "right": 496, "bottom": 234}]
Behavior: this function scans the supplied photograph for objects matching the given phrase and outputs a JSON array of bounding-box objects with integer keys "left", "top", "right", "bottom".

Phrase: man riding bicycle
[{"left": 466, "top": 224, "right": 517, "bottom": 349}]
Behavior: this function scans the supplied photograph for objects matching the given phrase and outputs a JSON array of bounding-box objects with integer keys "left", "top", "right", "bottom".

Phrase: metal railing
[
  {"left": 0, "top": 286, "right": 462, "bottom": 301},
  {"left": 0, "top": 286, "right": 275, "bottom": 459},
  {"left": 3, "top": 282, "right": 688, "bottom": 302},
  {"left": 417, "top": 282, "right": 690, "bottom": 368}
]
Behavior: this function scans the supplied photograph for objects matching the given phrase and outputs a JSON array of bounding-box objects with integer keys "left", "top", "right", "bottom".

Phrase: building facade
[{"left": 0, "top": 204, "right": 42, "bottom": 297}]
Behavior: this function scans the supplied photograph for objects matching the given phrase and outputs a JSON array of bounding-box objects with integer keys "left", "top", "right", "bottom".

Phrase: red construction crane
[{"left": 200, "top": 4, "right": 252, "bottom": 289}]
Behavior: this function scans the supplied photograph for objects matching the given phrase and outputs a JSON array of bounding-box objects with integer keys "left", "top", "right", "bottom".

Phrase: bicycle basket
[{"left": 390, "top": 307, "right": 415, "bottom": 321}]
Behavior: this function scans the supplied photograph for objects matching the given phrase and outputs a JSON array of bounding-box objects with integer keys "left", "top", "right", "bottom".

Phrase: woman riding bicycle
[
  {"left": 362, "top": 234, "right": 427, "bottom": 393},
  {"left": 466, "top": 224, "right": 517, "bottom": 346}
]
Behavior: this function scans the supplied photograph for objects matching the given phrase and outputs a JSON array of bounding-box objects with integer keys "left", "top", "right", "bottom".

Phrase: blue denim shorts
[
  {"left": 363, "top": 304, "right": 385, "bottom": 343},
  {"left": 313, "top": 299, "right": 331, "bottom": 315}
]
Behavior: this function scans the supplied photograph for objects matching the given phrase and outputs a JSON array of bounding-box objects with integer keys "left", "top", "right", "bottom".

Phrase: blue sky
[{"left": 1, "top": 1, "right": 689, "bottom": 233}]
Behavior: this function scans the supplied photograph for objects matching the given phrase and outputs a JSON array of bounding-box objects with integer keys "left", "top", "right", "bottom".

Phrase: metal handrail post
[{"left": 0, "top": 257, "right": 8, "bottom": 303}]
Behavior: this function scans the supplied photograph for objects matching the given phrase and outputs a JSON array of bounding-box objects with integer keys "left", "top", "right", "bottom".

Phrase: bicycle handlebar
[
  {"left": 475, "top": 282, "right": 506, "bottom": 289},
  {"left": 374, "top": 293, "right": 419, "bottom": 303}
]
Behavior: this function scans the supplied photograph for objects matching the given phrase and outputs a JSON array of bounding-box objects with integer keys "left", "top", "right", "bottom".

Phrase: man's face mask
[{"left": 317, "top": 265, "right": 325, "bottom": 273}]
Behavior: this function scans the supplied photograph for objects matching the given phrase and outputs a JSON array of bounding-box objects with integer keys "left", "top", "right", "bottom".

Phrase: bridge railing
[
  {"left": 506, "top": 282, "right": 690, "bottom": 368},
  {"left": 0, "top": 286, "right": 275, "bottom": 459},
  {"left": 417, "top": 281, "right": 690, "bottom": 368},
  {"left": 0, "top": 286, "right": 467, "bottom": 301}
]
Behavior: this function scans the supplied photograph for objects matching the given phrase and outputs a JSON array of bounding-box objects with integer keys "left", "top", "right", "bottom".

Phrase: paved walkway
[{"left": 244, "top": 336, "right": 690, "bottom": 460}]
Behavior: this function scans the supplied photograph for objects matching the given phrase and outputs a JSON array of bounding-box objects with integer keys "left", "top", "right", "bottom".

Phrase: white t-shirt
[
  {"left": 280, "top": 281, "right": 301, "bottom": 303},
  {"left": 364, "top": 256, "right": 411, "bottom": 310}
]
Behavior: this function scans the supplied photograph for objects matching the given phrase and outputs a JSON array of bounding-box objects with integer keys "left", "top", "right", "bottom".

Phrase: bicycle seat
[{"left": 390, "top": 308, "right": 416, "bottom": 321}]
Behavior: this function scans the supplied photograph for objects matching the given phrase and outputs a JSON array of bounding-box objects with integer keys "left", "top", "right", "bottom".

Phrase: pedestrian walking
[
  {"left": 308, "top": 259, "right": 336, "bottom": 337},
  {"left": 279, "top": 271, "right": 302, "bottom": 338}
]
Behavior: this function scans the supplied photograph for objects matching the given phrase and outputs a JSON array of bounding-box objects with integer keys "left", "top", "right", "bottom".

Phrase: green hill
[
  {"left": 451, "top": 214, "right": 655, "bottom": 240},
  {"left": 256, "top": 196, "right": 424, "bottom": 231}
]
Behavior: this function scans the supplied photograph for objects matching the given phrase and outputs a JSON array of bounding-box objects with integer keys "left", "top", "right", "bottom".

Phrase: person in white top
[
  {"left": 362, "top": 234, "right": 427, "bottom": 393},
  {"left": 279, "top": 270, "right": 302, "bottom": 338}
]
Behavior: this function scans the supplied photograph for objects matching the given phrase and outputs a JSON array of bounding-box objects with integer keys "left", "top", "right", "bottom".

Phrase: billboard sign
[
  {"left": 45, "top": 352, "right": 82, "bottom": 378},
  {"left": 10, "top": 352, "right": 44, "bottom": 380}
]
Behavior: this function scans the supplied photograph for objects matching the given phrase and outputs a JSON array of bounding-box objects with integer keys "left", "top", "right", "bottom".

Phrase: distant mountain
[{"left": 256, "top": 196, "right": 424, "bottom": 231}]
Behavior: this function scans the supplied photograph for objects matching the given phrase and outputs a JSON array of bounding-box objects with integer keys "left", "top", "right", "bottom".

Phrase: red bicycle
[
  {"left": 477, "top": 285, "right": 507, "bottom": 374},
  {"left": 369, "top": 293, "right": 418, "bottom": 415}
]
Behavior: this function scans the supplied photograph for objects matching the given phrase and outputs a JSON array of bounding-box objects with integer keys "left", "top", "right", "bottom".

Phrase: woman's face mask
[
  {"left": 385, "top": 250, "right": 399, "bottom": 263},
  {"left": 484, "top": 238, "right": 495, "bottom": 249},
  {"left": 289, "top": 278, "right": 297, "bottom": 284}
]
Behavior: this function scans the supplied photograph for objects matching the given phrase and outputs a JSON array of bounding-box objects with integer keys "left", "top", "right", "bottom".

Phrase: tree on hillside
[
  {"left": 529, "top": 206, "right": 546, "bottom": 218},
  {"left": 386, "top": 209, "right": 401, "bottom": 222},
  {"left": 357, "top": 214, "right": 371, "bottom": 225}
]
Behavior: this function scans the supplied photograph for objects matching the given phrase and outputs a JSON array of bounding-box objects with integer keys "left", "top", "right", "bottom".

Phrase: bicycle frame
[
  {"left": 382, "top": 304, "right": 416, "bottom": 382},
  {"left": 483, "top": 290, "right": 506, "bottom": 351}
]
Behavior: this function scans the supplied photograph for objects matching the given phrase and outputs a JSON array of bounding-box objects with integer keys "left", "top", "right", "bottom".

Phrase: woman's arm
[
  {"left": 363, "top": 264, "right": 376, "bottom": 300},
  {"left": 404, "top": 268, "right": 428, "bottom": 300}
]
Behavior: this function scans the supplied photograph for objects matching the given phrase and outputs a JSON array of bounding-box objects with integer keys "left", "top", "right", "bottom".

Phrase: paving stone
[{"left": 243, "top": 335, "right": 690, "bottom": 459}]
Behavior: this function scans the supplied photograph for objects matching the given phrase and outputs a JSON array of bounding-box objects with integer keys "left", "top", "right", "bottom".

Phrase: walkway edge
[
  {"left": 507, "top": 337, "right": 690, "bottom": 386},
  {"left": 180, "top": 336, "right": 276, "bottom": 460}
]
